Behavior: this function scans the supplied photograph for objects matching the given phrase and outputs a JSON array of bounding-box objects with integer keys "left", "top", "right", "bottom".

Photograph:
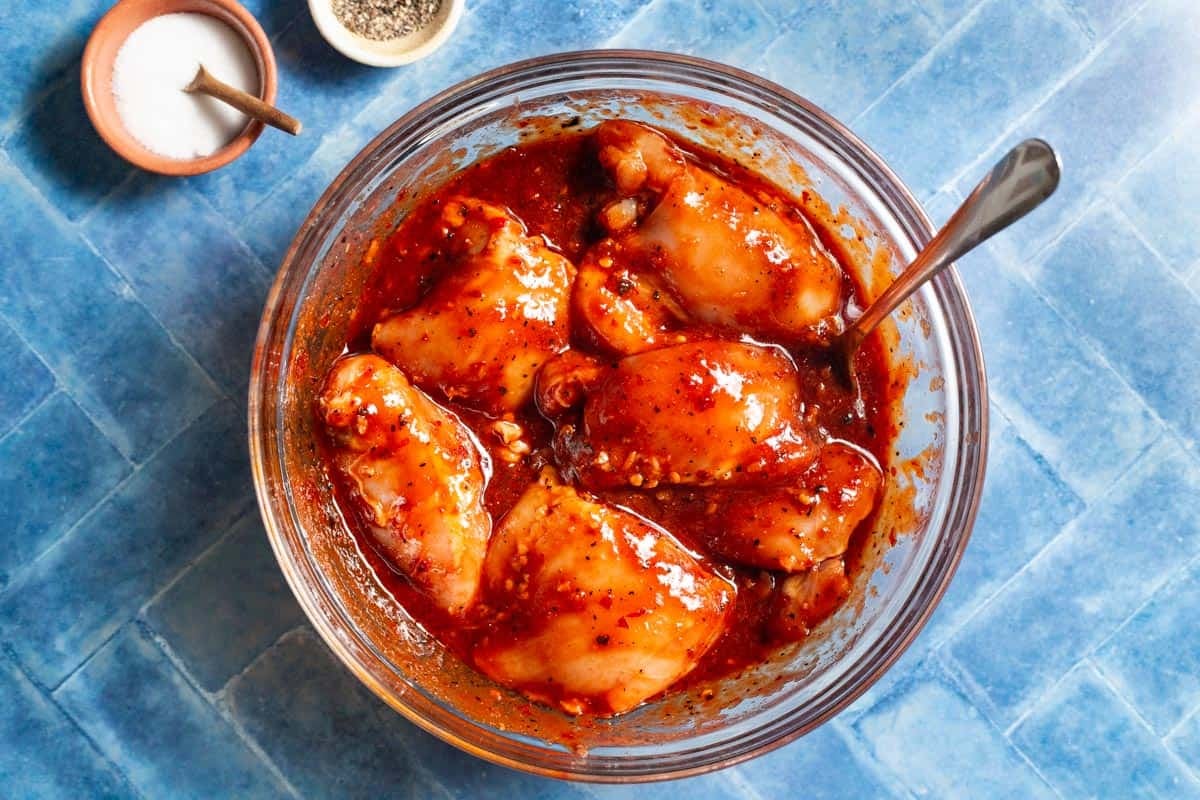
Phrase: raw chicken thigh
[
  {"left": 474, "top": 469, "right": 732, "bottom": 715},
  {"left": 593, "top": 120, "right": 845, "bottom": 344},
  {"left": 319, "top": 354, "right": 491, "bottom": 615},
  {"left": 554, "top": 341, "right": 820, "bottom": 490},
  {"left": 372, "top": 197, "right": 574, "bottom": 415},
  {"left": 705, "top": 442, "right": 882, "bottom": 572}
]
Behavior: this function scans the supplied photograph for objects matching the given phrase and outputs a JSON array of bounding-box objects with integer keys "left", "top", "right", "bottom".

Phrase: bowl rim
[
  {"left": 249, "top": 49, "right": 988, "bottom": 781},
  {"left": 80, "top": 0, "right": 278, "bottom": 176},
  {"left": 306, "top": 0, "right": 466, "bottom": 67}
]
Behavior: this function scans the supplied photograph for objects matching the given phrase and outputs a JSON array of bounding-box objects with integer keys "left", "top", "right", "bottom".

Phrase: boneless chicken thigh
[
  {"left": 372, "top": 197, "right": 574, "bottom": 415},
  {"left": 706, "top": 442, "right": 882, "bottom": 573},
  {"left": 556, "top": 341, "right": 819, "bottom": 489},
  {"left": 474, "top": 470, "right": 732, "bottom": 715},
  {"left": 319, "top": 354, "right": 491, "bottom": 615},
  {"left": 769, "top": 559, "right": 853, "bottom": 641},
  {"left": 594, "top": 120, "right": 845, "bottom": 344},
  {"left": 571, "top": 238, "right": 690, "bottom": 356}
]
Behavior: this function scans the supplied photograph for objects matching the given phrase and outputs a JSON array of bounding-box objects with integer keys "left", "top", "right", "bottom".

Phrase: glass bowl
[{"left": 249, "top": 50, "right": 987, "bottom": 782}]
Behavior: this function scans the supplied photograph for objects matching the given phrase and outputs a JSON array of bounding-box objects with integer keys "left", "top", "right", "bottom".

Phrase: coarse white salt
[{"left": 112, "top": 12, "right": 259, "bottom": 160}]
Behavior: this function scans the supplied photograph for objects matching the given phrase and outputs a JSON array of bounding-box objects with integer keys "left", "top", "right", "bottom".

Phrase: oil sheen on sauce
[{"left": 325, "top": 126, "right": 895, "bottom": 707}]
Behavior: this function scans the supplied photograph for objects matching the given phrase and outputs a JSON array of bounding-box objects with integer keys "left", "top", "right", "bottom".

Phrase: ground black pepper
[{"left": 332, "top": 0, "right": 443, "bottom": 40}]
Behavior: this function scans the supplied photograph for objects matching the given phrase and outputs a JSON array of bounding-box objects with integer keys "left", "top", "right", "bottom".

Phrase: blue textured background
[{"left": 2, "top": 0, "right": 1199, "bottom": 797}]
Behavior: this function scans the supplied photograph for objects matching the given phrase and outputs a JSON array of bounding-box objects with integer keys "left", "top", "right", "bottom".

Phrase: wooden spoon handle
[{"left": 185, "top": 65, "right": 302, "bottom": 136}]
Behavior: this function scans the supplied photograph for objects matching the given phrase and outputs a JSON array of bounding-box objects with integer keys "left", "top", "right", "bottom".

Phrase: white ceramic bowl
[{"left": 307, "top": 0, "right": 464, "bottom": 67}]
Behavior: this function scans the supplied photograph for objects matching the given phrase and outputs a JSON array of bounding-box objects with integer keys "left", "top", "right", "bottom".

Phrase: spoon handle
[
  {"left": 841, "top": 139, "right": 1061, "bottom": 352},
  {"left": 185, "top": 65, "right": 302, "bottom": 136}
]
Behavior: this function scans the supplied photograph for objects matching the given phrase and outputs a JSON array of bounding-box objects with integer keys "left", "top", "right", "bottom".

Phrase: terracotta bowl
[{"left": 81, "top": 0, "right": 278, "bottom": 176}]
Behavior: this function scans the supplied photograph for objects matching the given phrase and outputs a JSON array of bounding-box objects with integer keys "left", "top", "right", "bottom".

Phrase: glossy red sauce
[{"left": 327, "top": 127, "right": 895, "bottom": 703}]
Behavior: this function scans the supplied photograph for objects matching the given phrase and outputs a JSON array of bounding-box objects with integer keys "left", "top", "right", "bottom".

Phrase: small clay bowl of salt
[
  {"left": 82, "top": 0, "right": 278, "bottom": 176},
  {"left": 308, "top": 0, "right": 465, "bottom": 67}
]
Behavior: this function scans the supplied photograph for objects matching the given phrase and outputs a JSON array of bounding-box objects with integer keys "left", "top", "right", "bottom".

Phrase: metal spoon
[{"left": 833, "top": 138, "right": 1061, "bottom": 388}]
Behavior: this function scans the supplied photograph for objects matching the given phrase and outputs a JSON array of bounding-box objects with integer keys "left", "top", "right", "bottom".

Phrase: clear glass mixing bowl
[{"left": 249, "top": 50, "right": 987, "bottom": 782}]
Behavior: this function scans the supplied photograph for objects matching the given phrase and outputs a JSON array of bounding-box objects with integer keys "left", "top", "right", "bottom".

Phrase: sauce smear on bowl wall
[{"left": 314, "top": 121, "right": 897, "bottom": 717}]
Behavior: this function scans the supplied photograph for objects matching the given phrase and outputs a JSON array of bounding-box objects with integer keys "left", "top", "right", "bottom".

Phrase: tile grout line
[
  {"left": 849, "top": 0, "right": 995, "bottom": 127},
  {"left": 956, "top": 658, "right": 1068, "bottom": 800},
  {"left": 76, "top": 224, "right": 231, "bottom": 405},
  {"left": 993, "top": 652, "right": 1082, "bottom": 739},
  {"left": 944, "top": 645, "right": 1073, "bottom": 800},
  {"left": 136, "top": 507, "right": 256, "bottom": 620},
  {"left": 217, "top": 624, "right": 312, "bottom": 702},
  {"left": 1009, "top": 206, "right": 1200, "bottom": 460},
  {"left": 990, "top": 208, "right": 1198, "bottom": 456},
  {"left": 598, "top": 0, "right": 666, "bottom": 48},
  {"left": 73, "top": 167, "right": 140, "bottom": 230},
  {"left": 137, "top": 620, "right": 307, "bottom": 800},
  {"left": 0, "top": 67, "right": 78, "bottom": 148},
  {"left": 932, "top": 0, "right": 1153, "bottom": 197},
  {"left": 986, "top": 391, "right": 1089, "bottom": 509},
  {"left": 1086, "top": 656, "right": 1161, "bottom": 735},
  {"left": 211, "top": 626, "right": 335, "bottom": 799},
  {"left": 0, "top": 310, "right": 138, "bottom": 467},
  {"left": 1106, "top": 201, "right": 1188, "bottom": 280},
  {"left": 47, "top": 621, "right": 131, "bottom": 695},
  {"left": 2, "top": 158, "right": 229, "bottom": 422},
  {"left": 828, "top": 714, "right": 919, "bottom": 800},
  {"left": 0, "top": 395, "right": 247, "bottom": 663},
  {"left": 209, "top": 623, "right": 451, "bottom": 800},
  {"left": 0, "top": 385, "right": 59, "bottom": 448},
  {"left": 933, "top": 435, "right": 1167, "bottom": 726},
  {"left": 2, "top": 646, "right": 152, "bottom": 800},
  {"left": 993, "top": 532, "right": 1200, "bottom": 744},
  {"left": 925, "top": 428, "right": 1159, "bottom": 655},
  {"left": 721, "top": 764, "right": 768, "bottom": 800},
  {"left": 1165, "top": 699, "right": 1200, "bottom": 744},
  {"left": 1085, "top": 657, "right": 1200, "bottom": 789},
  {"left": 1090, "top": 547, "right": 1200, "bottom": 679}
]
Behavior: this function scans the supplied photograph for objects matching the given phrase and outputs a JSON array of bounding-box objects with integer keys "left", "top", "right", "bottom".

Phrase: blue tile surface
[
  {"left": 1116, "top": 116, "right": 1200, "bottom": 275},
  {"left": 959, "top": 245, "right": 1159, "bottom": 499},
  {"left": 945, "top": 436, "right": 1200, "bottom": 725},
  {"left": 609, "top": 0, "right": 775, "bottom": 68},
  {"left": 0, "top": 159, "right": 219, "bottom": 462},
  {"left": 733, "top": 724, "right": 898, "bottom": 799},
  {"left": 852, "top": 661, "right": 1057, "bottom": 798},
  {"left": 145, "top": 513, "right": 305, "bottom": 692},
  {"left": 927, "top": 408, "right": 1083, "bottom": 639},
  {"left": 0, "top": 392, "right": 129, "bottom": 588},
  {"left": 754, "top": 1, "right": 941, "bottom": 122},
  {"left": 226, "top": 627, "right": 457, "bottom": 799},
  {"left": 1061, "top": 0, "right": 1147, "bottom": 39},
  {"left": 4, "top": 69, "right": 134, "bottom": 222},
  {"left": 1012, "top": 663, "right": 1200, "bottom": 798},
  {"left": 0, "top": 1, "right": 110, "bottom": 132},
  {"left": 2, "top": 0, "right": 1199, "bottom": 797},
  {"left": 82, "top": 176, "right": 272, "bottom": 393},
  {"left": 0, "top": 654, "right": 134, "bottom": 799},
  {"left": 1095, "top": 557, "right": 1200, "bottom": 735},
  {"left": 0, "top": 319, "right": 55, "bottom": 437},
  {"left": 854, "top": 0, "right": 1090, "bottom": 197},
  {"left": 56, "top": 623, "right": 288, "bottom": 799},
  {"left": 964, "top": 0, "right": 1200, "bottom": 263},
  {"left": 0, "top": 401, "right": 253, "bottom": 687},
  {"left": 1169, "top": 712, "right": 1200, "bottom": 781},
  {"left": 1029, "top": 204, "right": 1200, "bottom": 449}
]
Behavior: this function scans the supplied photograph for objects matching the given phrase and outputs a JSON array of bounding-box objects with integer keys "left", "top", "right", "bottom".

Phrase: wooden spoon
[{"left": 185, "top": 64, "right": 302, "bottom": 136}]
